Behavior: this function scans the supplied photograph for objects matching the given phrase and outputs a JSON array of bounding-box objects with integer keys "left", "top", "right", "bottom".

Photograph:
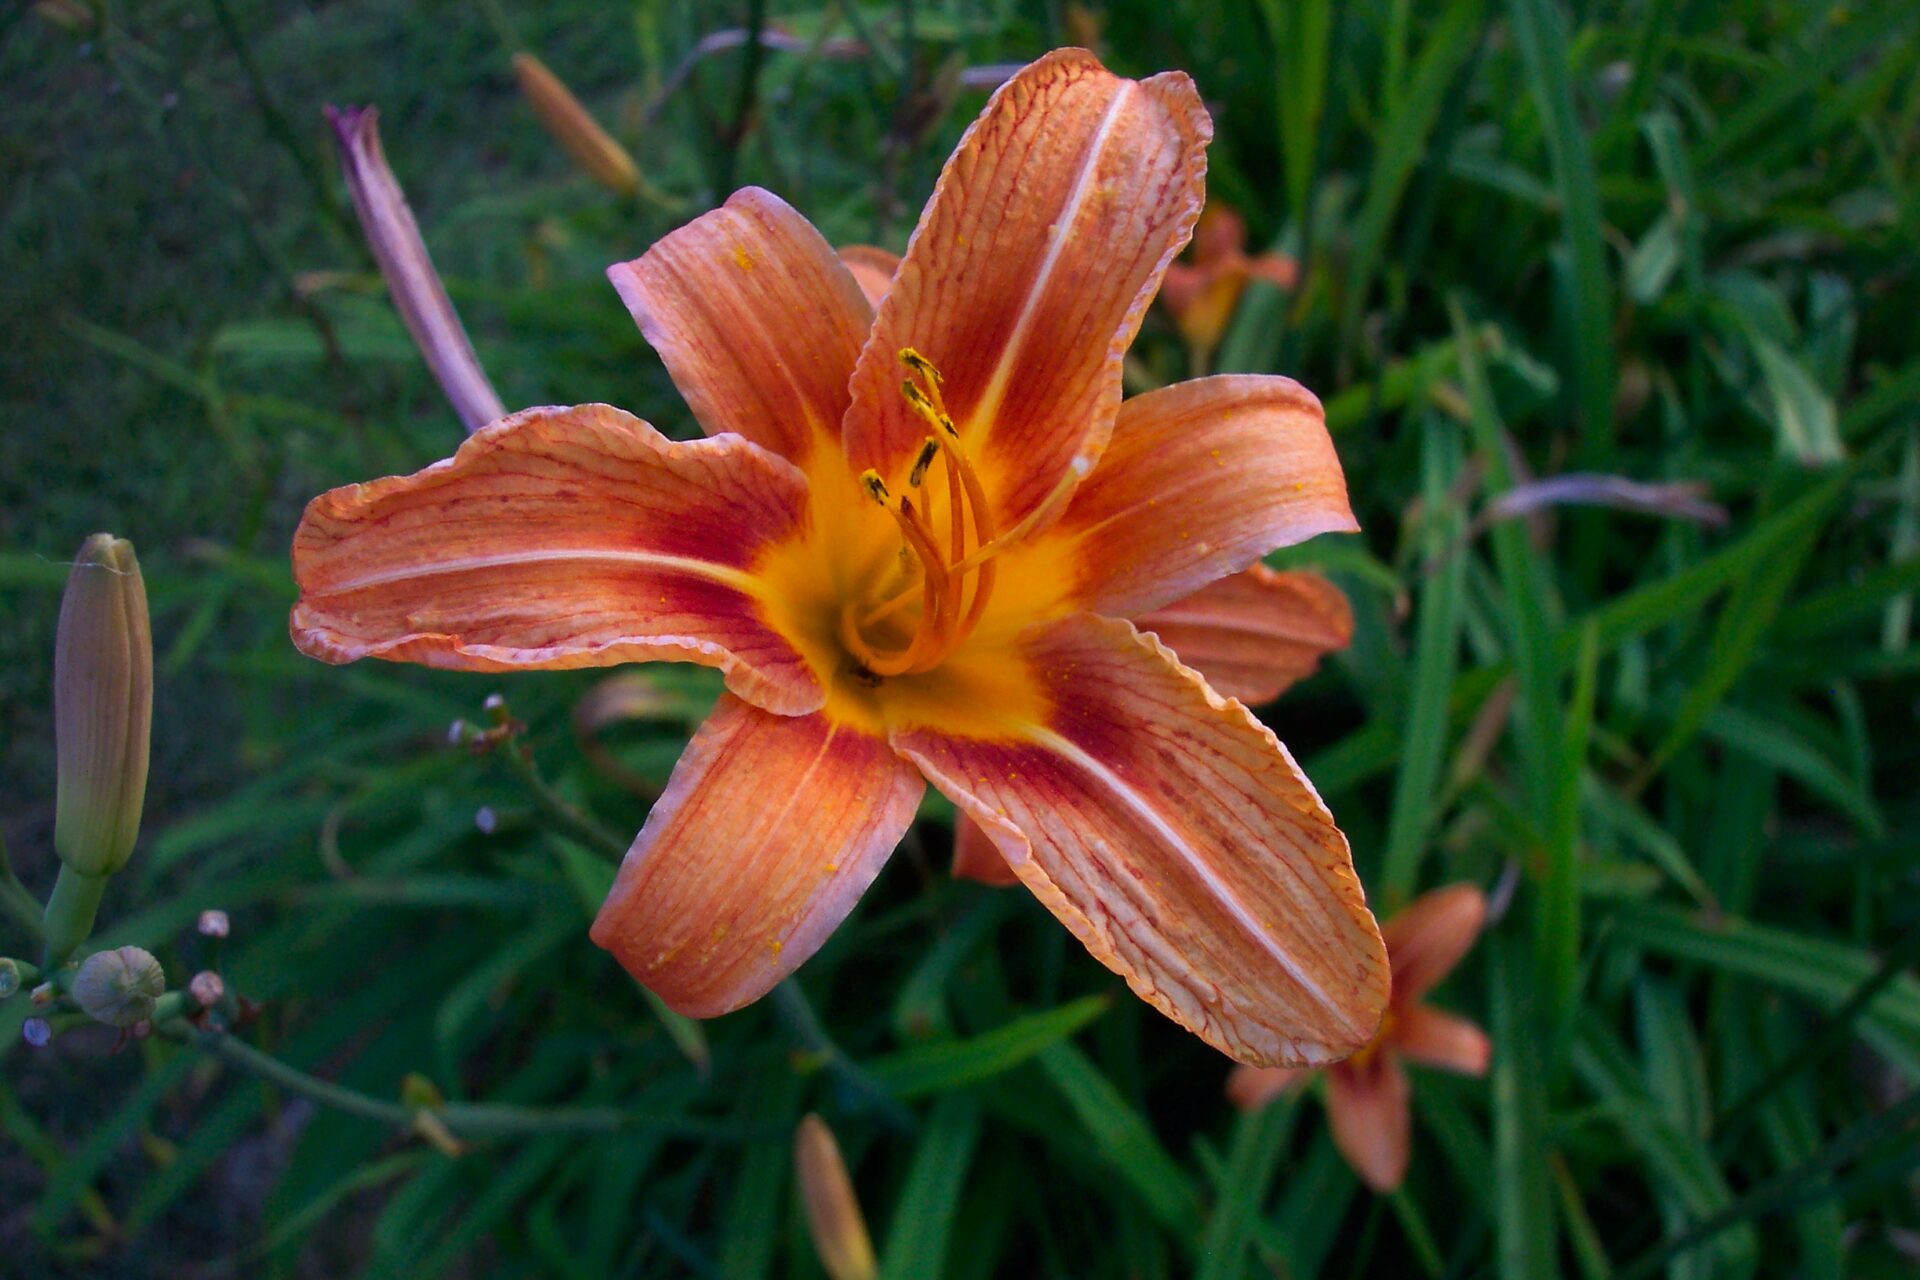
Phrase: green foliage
[{"left": 5, "top": 0, "right": 1920, "bottom": 1275}]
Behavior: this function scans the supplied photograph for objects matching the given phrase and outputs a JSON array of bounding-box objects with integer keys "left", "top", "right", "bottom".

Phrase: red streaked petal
[
  {"left": 843, "top": 49, "right": 1211, "bottom": 531},
  {"left": 837, "top": 245, "right": 900, "bottom": 310},
  {"left": 607, "top": 188, "right": 872, "bottom": 465},
  {"left": 950, "top": 814, "right": 1020, "bottom": 886},
  {"left": 590, "top": 696, "right": 923, "bottom": 1016},
  {"left": 1396, "top": 1004, "right": 1491, "bottom": 1077},
  {"left": 1050, "top": 374, "right": 1357, "bottom": 617},
  {"left": 890, "top": 613, "right": 1387, "bottom": 1067},
  {"left": 290, "top": 403, "right": 824, "bottom": 715},
  {"left": 1225, "top": 1063, "right": 1313, "bottom": 1111},
  {"left": 1132, "top": 566, "right": 1353, "bottom": 705},
  {"left": 1384, "top": 883, "right": 1487, "bottom": 1004},
  {"left": 1326, "top": 1052, "right": 1412, "bottom": 1192}
]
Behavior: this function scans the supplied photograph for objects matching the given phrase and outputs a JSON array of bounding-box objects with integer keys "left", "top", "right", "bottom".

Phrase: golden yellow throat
[{"left": 837, "top": 349, "right": 1081, "bottom": 679}]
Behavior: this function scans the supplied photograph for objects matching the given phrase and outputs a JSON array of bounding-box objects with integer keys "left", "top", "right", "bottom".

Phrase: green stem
[
  {"left": 42, "top": 866, "right": 107, "bottom": 968},
  {"left": 499, "top": 743, "right": 629, "bottom": 862},
  {"left": 163, "top": 1024, "right": 757, "bottom": 1141},
  {"left": 716, "top": 0, "right": 769, "bottom": 193},
  {"left": 769, "top": 979, "right": 915, "bottom": 1132},
  {"left": 0, "top": 833, "right": 46, "bottom": 945}
]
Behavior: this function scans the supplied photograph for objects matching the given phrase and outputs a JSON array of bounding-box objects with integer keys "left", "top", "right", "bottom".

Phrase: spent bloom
[
  {"left": 1228, "top": 884, "right": 1491, "bottom": 1190},
  {"left": 328, "top": 104, "right": 507, "bottom": 434},
  {"left": 288, "top": 49, "right": 1386, "bottom": 1066}
]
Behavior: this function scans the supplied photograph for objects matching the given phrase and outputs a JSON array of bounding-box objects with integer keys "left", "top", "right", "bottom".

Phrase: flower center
[
  {"left": 835, "top": 349, "right": 1083, "bottom": 679},
  {"left": 1346, "top": 1005, "right": 1400, "bottom": 1070}
]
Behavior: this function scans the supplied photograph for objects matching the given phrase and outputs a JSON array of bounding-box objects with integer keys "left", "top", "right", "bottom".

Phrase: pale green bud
[
  {"left": 71, "top": 945, "right": 165, "bottom": 1027},
  {"left": 54, "top": 534, "right": 152, "bottom": 878}
]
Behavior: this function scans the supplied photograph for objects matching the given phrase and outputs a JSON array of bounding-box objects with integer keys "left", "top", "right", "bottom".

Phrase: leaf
[
  {"left": 866, "top": 996, "right": 1111, "bottom": 1099},
  {"left": 1035, "top": 1042, "right": 1204, "bottom": 1239},
  {"left": 879, "top": 1093, "right": 983, "bottom": 1280}
]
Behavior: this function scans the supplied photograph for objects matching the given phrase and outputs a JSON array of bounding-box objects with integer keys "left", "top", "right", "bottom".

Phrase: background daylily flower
[
  {"left": 1158, "top": 203, "right": 1299, "bottom": 373},
  {"left": 1227, "top": 883, "right": 1492, "bottom": 1190},
  {"left": 287, "top": 48, "right": 1388, "bottom": 1067}
]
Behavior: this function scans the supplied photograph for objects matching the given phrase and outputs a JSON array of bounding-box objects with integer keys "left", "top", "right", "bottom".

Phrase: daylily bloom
[
  {"left": 287, "top": 49, "right": 1387, "bottom": 1066},
  {"left": 1227, "top": 883, "right": 1491, "bottom": 1189},
  {"left": 1158, "top": 204, "right": 1298, "bottom": 372},
  {"left": 947, "top": 564, "right": 1354, "bottom": 885}
]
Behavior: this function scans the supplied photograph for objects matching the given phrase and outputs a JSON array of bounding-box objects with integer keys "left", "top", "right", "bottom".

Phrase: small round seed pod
[{"left": 71, "top": 945, "right": 165, "bottom": 1028}]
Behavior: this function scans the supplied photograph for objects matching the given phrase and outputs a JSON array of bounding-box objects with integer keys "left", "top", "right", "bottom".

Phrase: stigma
[{"left": 836, "top": 350, "right": 1085, "bottom": 679}]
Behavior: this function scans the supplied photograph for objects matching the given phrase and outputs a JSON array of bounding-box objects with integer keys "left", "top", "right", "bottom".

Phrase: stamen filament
[{"left": 844, "top": 349, "right": 1056, "bottom": 677}]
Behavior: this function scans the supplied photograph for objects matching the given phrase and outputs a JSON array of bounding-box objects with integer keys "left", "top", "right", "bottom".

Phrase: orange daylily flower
[
  {"left": 1158, "top": 204, "right": 1299, "bottom": 370},
  {"left": 948, "top": 564, "right": 1354, "bottom": 886},
  {"left": 1227, "top": 884, "right": 1492, "bottom": 1189},
  {"left": 287, "top": 49, "right": 1387, "bottom": 1067}
]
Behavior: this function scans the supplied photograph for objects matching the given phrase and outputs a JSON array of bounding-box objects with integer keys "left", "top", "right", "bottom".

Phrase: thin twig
[
  {"left": 1711, "top": 923, "right": 1920, "bottom": 1150},
  {"left": 1617, "top": 1088, "right": 1920, "bottom": 1280},
  {"left": 208, "top": 0, "right": 349, "bottom": 239},
  {"left": 497, "top": 743, "right": 630, "bottom": 863},
  {"left": 716, "top": 0, "right": 770, "bottom": 194},
  {"left": 165, "top": 1024, "right": 757, "bottom": 1141}
]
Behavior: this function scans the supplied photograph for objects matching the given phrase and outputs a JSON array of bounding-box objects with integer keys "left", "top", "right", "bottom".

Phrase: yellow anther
[
  {"left": 898, "top": 348, "right": 942, "bottom": 384},
  {"left": 908, "top": 438, "right": 940, "bottom": 487},
  {"left": 859, "top": 470, "right": 890, "bottom": 503}
]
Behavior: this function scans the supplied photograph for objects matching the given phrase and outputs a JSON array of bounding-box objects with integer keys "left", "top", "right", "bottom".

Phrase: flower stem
[
  {"left": 769, "top": 980, "right": 916, "bottom": 1133},
  {"left": 161, "top": 1023, "right": 756, "bottom": 1142},
  {"left": 42, "top": 866, "right": 107, "bottom": 968},
  {"left": 0, "top": 833, "right": 45, "bottom": 946},
  {"left": 498, "top": 743, "right": 629, "bottom": 863}
]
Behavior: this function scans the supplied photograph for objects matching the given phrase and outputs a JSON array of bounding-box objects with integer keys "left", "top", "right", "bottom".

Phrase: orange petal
[
  {"left": 1191, "top": 204, "right": 1249, "bottom": 264},
  {"left": 890, "top": 613, "right": 1387, "bottom": 1067},
  {"left": 837, "top": 245, "right": 900, "bottom": 310},
  {"left": 1243, "top": 251, "right": 1299, "bottom": 291},
  {"left": 1383, "top": 883, "right": 1487, "bottom": 1005},
  {"left": 843, "top": 49, "right": 1210, "bottom": 530},
  {"left": 1396, "top": 1004, "right": 1491, "bottom": 1077},
  {"left": 1132, "top": 565, "right": 1353, "bottom": 705},
  {"left": 590, "top": 695, "right": 923, "bottom": 1016},
  {"left": 607, "top": 188, "right": 872, "bottom": 466},
  {"left": 1046, "top": 374, "right": 1357, "bottom": 617},
  {"left": 290, "top": 404, "right": 824, "bottom": 715},
  {"left": 950, "top": 814, "right": 1020, "bottom": 886},
  {"left": 1326, "top": 1052, "right": 1412, "bottom": 1192},
  {"left": 1225, "top": 1063, "right": 1313, "bottom": 1111}
]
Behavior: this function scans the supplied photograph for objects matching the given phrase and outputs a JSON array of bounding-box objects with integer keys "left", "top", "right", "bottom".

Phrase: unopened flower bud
[
  {"left": 196, "top": 909, "right": 230, "bottom": 938},
  {"left": 0, "top": 959, "right": 19, "bottom": 999},
  {"left": 188, "top": 970, "right": 225, "bottom": 1008},
  {"left": 512, "top": 53, "right": 642, "bottom": 198},
  {"left": 23, "top": 1017, "right": 51, "bottom": 1047},
  {"left": 327, "top": 104, "right": 506, "bottom": 435},
  {"left": 54, "top": 534, "right": 152, "bottom": 880},
  {"left": 71, "top": 945, "right": 165, "bottom": 1027},
  {"left": 473, "top": 806, "right": 498, "bottom": 835},
  {"left": 794, "top": 1114, "right": 876, "bottom": 1280}
]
